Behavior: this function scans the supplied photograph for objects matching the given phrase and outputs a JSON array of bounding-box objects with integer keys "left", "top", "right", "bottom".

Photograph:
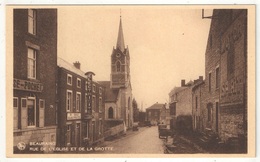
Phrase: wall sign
[
  {"left": 13, "top": 78, "right": 43, "bottom": 92},
  {"left": 67, "top": 113, "right": 81, "bottom": 120}
]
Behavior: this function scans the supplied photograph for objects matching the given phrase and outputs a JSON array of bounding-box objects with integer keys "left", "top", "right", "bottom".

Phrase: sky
[{"left": 58, "top": 6, "right": 212, "bottom": 109}]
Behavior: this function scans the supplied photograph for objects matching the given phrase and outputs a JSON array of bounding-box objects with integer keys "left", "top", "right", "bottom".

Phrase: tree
[{"left": 132, "top": 98, "right": 139, "bottom": 122}]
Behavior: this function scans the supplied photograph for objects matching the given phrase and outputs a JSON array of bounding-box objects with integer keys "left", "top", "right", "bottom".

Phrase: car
[
  {"left": 132, "top": 122, "right": 139, "bottom": 131},
  {"left": 144, "top": 121, "right": 152, "bottom": 127}
]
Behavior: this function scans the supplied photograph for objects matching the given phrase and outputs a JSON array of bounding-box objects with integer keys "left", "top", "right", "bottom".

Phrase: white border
[{"left": 1, "top": 1, "right": 258, "bottom": 162}]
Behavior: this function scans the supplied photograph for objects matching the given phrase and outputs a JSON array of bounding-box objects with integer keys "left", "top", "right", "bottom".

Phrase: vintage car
[
  {"left": 132, "top": 122, "right": 139, "bottom": 131},
  {"left": 158, "top": 124, "right": 171, "bottom": 139}
]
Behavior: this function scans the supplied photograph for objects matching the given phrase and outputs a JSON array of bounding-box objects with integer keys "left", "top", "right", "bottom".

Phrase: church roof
[
  {"left": 98, "top": 81, "right": 119, "bottom": 102},
  {"left": 116, "top": 17, "right": 125, "bottom": 52},
  {"left": 146, "top": 103, "right": 165, "bottom": 110}
]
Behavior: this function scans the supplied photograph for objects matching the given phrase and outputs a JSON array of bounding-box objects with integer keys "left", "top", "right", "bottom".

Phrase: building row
[
  {"left": 13, "top": 9, "right": 133, "bottom": 153},
  {"left": 168, "top": 9, "right": 247, "bottom": 152}
]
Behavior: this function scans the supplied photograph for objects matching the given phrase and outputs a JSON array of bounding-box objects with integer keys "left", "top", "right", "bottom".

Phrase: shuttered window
[
  {"left": 13, "top": 97, "right": 18, "bottom": 129},
  {"left": 21, "top": 98, "right": 27, "bottom": 129}
]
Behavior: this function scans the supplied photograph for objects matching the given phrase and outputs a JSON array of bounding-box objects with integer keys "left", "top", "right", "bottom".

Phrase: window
[
  {"left": 67, "top": 74, "right": 72, "bottom": 85},
  {"left": 216, "top": 67, "right": 220, "bottom": 89},
  {"left": 116, "top": 61, "right": 121, "bottom": 72},
  {"left": 99, "top": 87, "right": 102, "bottom": 95},
  {"left": 66, "top": 125, "right": 71, "bottom": 145},
  {"left": 13, "top": 97, "right": 18, "bottom": 129},
  {"left": 99, "top": 97, "right": 102, "bottom": 112},
  {"left": 77, "top": 78, "right": 81, "bottom": 88},
  {"left": 209, "top": 72, "right": 212, "bottom": 92},
  {"left": 76, "top": 92, "right": 81, "bottom": 112},
  {"left": 66, "top": 90, "right": 72, "bottom": 112},
  {"left": 108, "top": 107, "right": 113, "bottom": 119},
  {"left": 27, "top": 97, "right": 36, "bottom": 127},
  {"left": 92, "top": 96, "right": 96, "bottom": 112},
  {"left": 39, "top": 99, "right": 45, "bottom": 127},
  {"left": 28, "top": 9, "right": 36, "bottom": 35},
  {"left": 27, "top": 48, "right": 36, "bottom": 79},
  {"left": 195, "top": 96, "right": 198, "bottom": 111}
]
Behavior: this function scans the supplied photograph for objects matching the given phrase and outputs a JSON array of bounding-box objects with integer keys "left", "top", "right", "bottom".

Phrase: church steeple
[{"left": 116, "top": 16, "right": 125, "bottom": 52}]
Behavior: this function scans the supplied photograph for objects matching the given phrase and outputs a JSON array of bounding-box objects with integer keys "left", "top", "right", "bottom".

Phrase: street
[{"left": 101, "top": 126, "right": 165, "bottom": 154}]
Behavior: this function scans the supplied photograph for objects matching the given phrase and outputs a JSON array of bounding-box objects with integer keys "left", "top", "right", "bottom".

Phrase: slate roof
[
  {"left": 146, "top": 103, "right": 165, "bottom": 110},
  {"left": 57, "top": 57, "right": 87, "bottom": 78},
  {"left": 98, "top": 81, "right": 119, "bottom": 102}
]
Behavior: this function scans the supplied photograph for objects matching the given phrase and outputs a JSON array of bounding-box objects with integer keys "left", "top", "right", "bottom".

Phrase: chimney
[
  {"left": 73, "top": 61, "right": 81, "bottom": 69},
  {"left": 199, "top": 76, "right": 203, "bottom": 81},
  {"left": 181, "top": 79, "right": 186, "bottom": 87}
]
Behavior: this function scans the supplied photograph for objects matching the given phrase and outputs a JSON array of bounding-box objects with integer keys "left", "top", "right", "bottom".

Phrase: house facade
[
  {"left": 202, "top": 10, "right": 247, "bottom": 144},
  {"left": 13, "top": 9, "right": 58, "bottom": 153},
  {"left": 57, "top": 58, "right": 105, "bottom": 147}
]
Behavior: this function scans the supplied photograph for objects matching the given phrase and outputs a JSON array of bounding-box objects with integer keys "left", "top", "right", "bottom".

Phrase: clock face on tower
[{"left": 116, "top": 53, "right": 121, "bottom": 58}]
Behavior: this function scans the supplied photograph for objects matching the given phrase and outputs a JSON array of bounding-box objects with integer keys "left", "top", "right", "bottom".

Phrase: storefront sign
[
  {"left": 67, "top": 113, "right": 81, "bottom": 120},
  {"left": 13, "top": 78, "right": 43, "bottom": 92}
]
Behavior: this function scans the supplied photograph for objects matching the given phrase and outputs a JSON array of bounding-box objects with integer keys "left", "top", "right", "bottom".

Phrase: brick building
[
  {"left": 202, "top": 9, "right": 247, "bottom": 146},
  {"left": 57, "top": 58, "right": 105, "bottom": 147},
  {"left": 13, "top": 9, "right": 57, "bottom": 153},
  {"left": 146, "top": 103, "right": 164, "bottom": 125}
]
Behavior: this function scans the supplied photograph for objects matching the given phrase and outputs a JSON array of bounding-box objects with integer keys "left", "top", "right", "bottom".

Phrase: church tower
[{"left": 110, "top": 16, "right": 130, "bottom": 89}]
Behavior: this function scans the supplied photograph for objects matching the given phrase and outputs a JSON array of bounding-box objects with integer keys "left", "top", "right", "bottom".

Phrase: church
[{"left": 99, "top": 16, "right": 133, "bottom": 131}]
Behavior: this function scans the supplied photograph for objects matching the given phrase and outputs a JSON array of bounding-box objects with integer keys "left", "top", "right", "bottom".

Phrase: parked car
[
  {"left": 144, "top": 121, "right": 152, "bottom": 127},
  {"left": 132, "top": 122, "right": 139, "bottom": 131}
]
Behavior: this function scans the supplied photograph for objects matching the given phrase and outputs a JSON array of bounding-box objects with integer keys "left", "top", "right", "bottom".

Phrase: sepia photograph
[{"left": 5, "top": 5, "right": 255, "bottom": 157}]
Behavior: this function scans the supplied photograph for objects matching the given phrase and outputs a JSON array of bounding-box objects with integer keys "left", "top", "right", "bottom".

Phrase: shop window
[
  {"left": 27, "top": 48, "right": 36, "bottom": 79},
  {"left": 28, "top": 9, "right": 36, "bottom": 35}
]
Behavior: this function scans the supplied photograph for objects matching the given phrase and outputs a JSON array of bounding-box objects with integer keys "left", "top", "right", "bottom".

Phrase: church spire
[{"left": 116, "top": 14, "right": 125, "bottom": 52}]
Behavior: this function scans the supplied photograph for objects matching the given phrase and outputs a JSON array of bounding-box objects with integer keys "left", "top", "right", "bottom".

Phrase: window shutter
[
  {"left": 39, "top": 99, "right": 45, "bottom": 127},
  {"left": 13, "top": 98, "right": 18, "bottom": 129},
  {"left": 21, "top": 98, "right": 27, "bottom": 129}
]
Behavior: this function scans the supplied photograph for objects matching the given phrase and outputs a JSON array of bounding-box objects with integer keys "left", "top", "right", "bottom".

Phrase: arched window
[
  {"left": 116, "top": 61, "right": 121, "bottom": 72},
  {"left": 108, "top": 107, "right": 114, "bottom": 119}
]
